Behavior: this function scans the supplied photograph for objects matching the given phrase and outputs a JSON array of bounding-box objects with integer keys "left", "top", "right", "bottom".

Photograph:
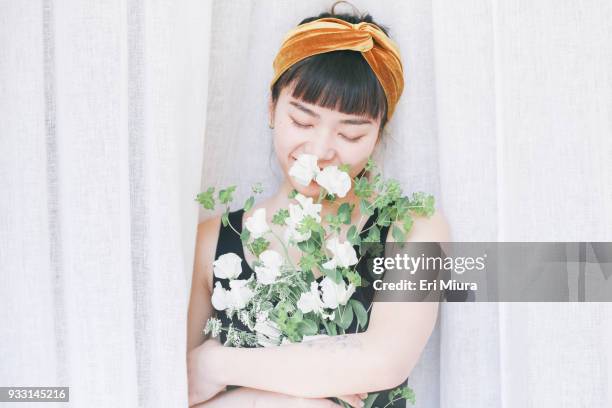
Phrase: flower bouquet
[{"left": 196, "top": 154, "right": 434, "bottom": 408}]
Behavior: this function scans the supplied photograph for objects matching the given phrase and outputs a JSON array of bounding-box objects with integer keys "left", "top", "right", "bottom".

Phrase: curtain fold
[
  {"left": 1, "top": 0, "right": 211, "bottom": 406},
  {"left": 2, "top": 0, "right": 611, "bottom": 407}
]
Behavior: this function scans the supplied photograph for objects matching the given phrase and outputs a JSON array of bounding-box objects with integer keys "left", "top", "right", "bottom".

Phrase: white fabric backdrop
[
  {"left": 1, "top": 0, "right": 611, "bottom": 407},
  {"left": 1, "top": 0, "right": 211, "bottom": 406}
]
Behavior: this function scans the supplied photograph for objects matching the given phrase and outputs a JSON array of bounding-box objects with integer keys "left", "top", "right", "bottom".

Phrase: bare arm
[
  {"left": 194, "top": 211, "right": 450, "bottom": 398},
  {"left": 186, "top": 217, "right": 364, "bottom": 408}
]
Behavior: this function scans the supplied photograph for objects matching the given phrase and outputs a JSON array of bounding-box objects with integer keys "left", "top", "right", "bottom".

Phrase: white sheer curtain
[
  {"left": 2, "top": 0, "right": 611, "bottom": 407},
  {"left": 201, "top": 1, "right": 612, "bottom": 407},
  {"left": 1, "top": 1, "right": 210, "bottom": 406}
]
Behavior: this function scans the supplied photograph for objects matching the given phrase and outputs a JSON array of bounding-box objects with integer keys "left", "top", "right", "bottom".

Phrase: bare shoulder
[
  {"left": 387, "top": 208, "right": 451, "bottom": 243},
  {"left": 194, "top": 214, "right": 222, "bottom": 293}
]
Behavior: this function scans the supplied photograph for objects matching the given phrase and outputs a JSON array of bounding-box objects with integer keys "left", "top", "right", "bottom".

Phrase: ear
[{"left": 268, "top": 96, "right": 275, "bottom": 127}]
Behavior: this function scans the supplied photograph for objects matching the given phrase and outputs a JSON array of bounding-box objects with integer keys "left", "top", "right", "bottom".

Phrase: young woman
[{"left": 187, "top": 5, "right": 450, "bottom": 407}]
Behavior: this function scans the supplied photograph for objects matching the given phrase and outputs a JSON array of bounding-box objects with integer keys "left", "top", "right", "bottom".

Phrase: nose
[{"left": 305, "top": 131, "right": 335, "bottom": 162}]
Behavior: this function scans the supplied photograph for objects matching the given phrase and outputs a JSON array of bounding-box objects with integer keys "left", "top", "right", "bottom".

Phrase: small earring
[{"left": 268, "top": 123, "right": 274, "bottom": 129}]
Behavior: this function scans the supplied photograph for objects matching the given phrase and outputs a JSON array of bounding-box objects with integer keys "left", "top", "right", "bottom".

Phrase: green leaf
[
  {"left": 364, "top": 157, "right": 376, "bottom": 172},
  {"left": 362, "top": 392, "right": 380, "bottom": 408},
  {"left": 272, "top": 208, "right": 289, "bottom": 226},
  {"left": 218, "top": 185, "right": 236, "bottom": 204},
  {"left": 338, "top": 163, "right": 351, "bottom": 173},
  {"left": 403, "top": 214, "right": 414, "bottom": 234},
  {"left": 360, "top": 198, "right": 374, "bottom": 217},
  {"left": 346, "top": 225, "right": 359, "bottom": 245},
  {"left": 376, "top": 206, "right": 392, "bottom": 227},
  {"left": 251, "top": 182, "right": 263, "bottom": 194},
  {"left": 364, "top": 225, "right": 380, "bottom": 243},
  {"left": 240, "top": 229, "right": 250, "bottom": 244},
  {"left": 323, "top": 267, "right": 342, "bottom": 283},
  {"left": 392, "top": 224, "right": 405, "bottom": 242},
  {"left": 244, "top": 196, "right": 255, "bottom": 212},
  {"left": 337, "top": 304, "right": 354, "bottom": 330},
  {"left": 195, "top": 187, "right": 215, "bottom": 210},
  {"left": 298, "top": 319, "right": 318, "bottom": 336},
  {"left": 249, "top": 237, "right": 269, "bottom": 257},
  {"left": 221, "top": 211, "right": 229, "bottom": 227},
  {"left": 354, "top": 177, "right": 374, "bottom": 199},
  {"left": 337, "top": 203, "right": 352, "bottom": 224},
  {"left": 288, "top": 189, "right": 298, "bottom": 199},
  {"left": 349, "top": 299, "right": 368, "bottom": 330}
]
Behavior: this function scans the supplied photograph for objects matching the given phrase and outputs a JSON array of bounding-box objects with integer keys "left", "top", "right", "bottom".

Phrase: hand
[
  {"left": 187, "top": 338, "right": 225, "bottom": 406},
  {"left": 256, "top": 392, "right": 359, "bottom": 408},
  {"left": 336, "top": 393, "right": 368, "bottom": 408}
]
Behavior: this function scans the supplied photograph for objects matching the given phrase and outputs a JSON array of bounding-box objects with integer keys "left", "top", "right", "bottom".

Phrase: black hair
[{"left": 271, "top": 11, "right": 391, "bottom": 132}]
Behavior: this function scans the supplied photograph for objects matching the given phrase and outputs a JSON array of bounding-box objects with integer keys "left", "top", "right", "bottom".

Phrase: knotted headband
[{"left": 271, "top": 17, "right": 404, "bottom": 120}]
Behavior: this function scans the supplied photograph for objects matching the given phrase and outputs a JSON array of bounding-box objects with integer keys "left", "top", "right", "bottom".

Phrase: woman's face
[{"left": 270, "top": 85, "right": 381, "bottom": 198}]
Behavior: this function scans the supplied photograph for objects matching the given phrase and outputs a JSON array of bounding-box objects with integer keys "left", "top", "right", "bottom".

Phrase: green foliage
[
  {"left": 251, "top": 182, "right": 263, "bottom": 194},
  {"left": 244, "top": 196, "right": 255, "bottom": 212},
  {"left": 272, "top": 208, "right": 289, "bottom": 226},
  {"left": 338, "top": 163, "right": 351, "bottom": 173},
  {"left": 349, "top": 299, "right": 368, "bottom": 330},
  {"left": 195, "top": 187, "right": 215, "bottom": 210},
  {"left": 388, "top": 385, "right": 416, "bottom": 405},
  {"left": 218, "top": 185, "right": 236, "bottom": 205},
  {"left": 249, "top": 237, "right": 269, "bottom": 257}
]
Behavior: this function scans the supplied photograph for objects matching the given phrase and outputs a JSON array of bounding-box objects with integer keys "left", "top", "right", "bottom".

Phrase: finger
[{"left": 337, "top": 394, "right": 364, "bottom": 408}]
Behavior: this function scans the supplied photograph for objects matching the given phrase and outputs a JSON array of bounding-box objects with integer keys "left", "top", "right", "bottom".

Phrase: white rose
[
  {"left": 254, "top": 249, "right": 283, "bottom": 285},
  {"left": 212, "top": 252, "right": 243, "bottom": 279},
  {"left": 244, "top": 207, "right": 269, "bottom": 239},
  {"left": 289, "top": 154, "right": 320, "bottom": 186},
  {"left": 322, "top": 236, "right": 358, "bottom": 269},
  {"left": 254, "top": 319, "right": 282, "bottom": 347},
  {"left": 211, "top": 282, "right": 230, "bottom": 310},
  {"left": 315, "top": 166, "right": 352, "bottom": 198},
  {"left": 297, "top": 282, "right": 325, "bottom": 314},
  {"left": 320, "top": 276, "right": 356, "bottom": 309},
  {"left": 227, "top": 279, "right": 254, "bottom": 309}
]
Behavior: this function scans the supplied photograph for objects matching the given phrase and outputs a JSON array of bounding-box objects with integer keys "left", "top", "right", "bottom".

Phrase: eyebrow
[{"left": 289, "top": 101, "right": 373, "bottom": 125}]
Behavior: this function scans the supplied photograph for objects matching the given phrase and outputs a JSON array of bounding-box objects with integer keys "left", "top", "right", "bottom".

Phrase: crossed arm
[
  {"left": 188, "top": 211, "right": 450, "bottom": 405},
  {"left": 192, "top": 301, "right": 439, "bottom": 400}
]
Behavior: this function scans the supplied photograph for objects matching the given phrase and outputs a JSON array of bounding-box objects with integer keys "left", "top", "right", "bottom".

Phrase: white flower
[
  {"left": 228, "top": 279, "right": 255, "bottom": 309},
  {"left": 297, "top": 282, "right": 325, "bottom": 315},
  {"left": 244, "top": 207, "right": 269, "bottom": 239},
  {"left": 289, "top": 153, "right": 320, "bottom": 186},
  {"left": 210, "top": 279, "right": 254, "bottom": 311},
  {"left": 254, "top": 319, "right": 282, "bottom": 347},
  {"left": 211, "top": 282, "right": 231, "bottom": 310},
  {"left": 212, "top": 252, "right": 243, "bottom": 279},
  {"left": 294, "top": 193, "right": 322, "bottom": 221},
  {"left": 320, "top": 276, "right": 356, "bottom": 309},
  {"left": 315, "top": 165, "right": 352, "bottom": 198},
  {"left": 284, "top": 193, "right": 323, "bottom": 243},
  {"left": 322, "top": 236, "right": 358, "bottom": 269},
  {"left": 254, "top": 249, "right": 283, "bottom": 285}
]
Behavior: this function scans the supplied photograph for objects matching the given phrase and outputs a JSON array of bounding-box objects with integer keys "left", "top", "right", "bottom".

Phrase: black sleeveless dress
[{"left": 213, "top": 207, "right": 409, "bottom": 407}]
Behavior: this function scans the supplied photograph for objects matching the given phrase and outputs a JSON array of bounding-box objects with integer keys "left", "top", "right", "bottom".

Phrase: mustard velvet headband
[{"left": 271, "top": 17, "right": 405, "bottom": 120}]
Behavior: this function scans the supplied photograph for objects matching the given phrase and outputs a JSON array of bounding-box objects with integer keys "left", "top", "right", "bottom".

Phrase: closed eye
[
  {"left": 291, "top": 117, "right": 313, "bottom": 129},
  {"left": 340, "top": 134, "right": 365, "bottom": 142}
]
